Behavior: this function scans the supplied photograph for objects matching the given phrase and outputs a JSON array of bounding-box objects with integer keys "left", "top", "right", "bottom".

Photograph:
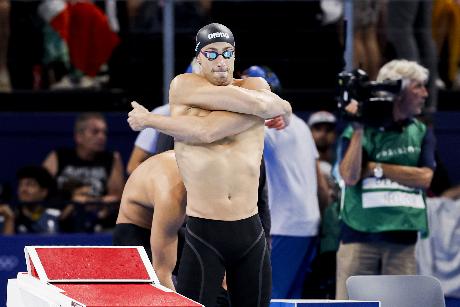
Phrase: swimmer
[{"left": 128, "top": 23, "right": 292, "bottom": 306}]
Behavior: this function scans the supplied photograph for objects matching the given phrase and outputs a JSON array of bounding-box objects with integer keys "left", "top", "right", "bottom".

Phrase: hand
[
  {"left": 345, "top": 99, "right": 359, "bottom": 115},
  {"left": 73, "top": 194, "right": 90, "bottom": 203},
  {"left": 282, "top": 110, "right": 291, "bottom": 127},
  {"left": 281, "top": 99, "right": 292, "bottom": 127},
  {"left": 363, "top": 161, "right": 379, "bottom": 178},
  {"left": 128, "top": 101, "right": 150, "bottom": 131},
  {"left": 345, "top": 99, "right": 364, "bottom": 129},
  {"left": 265, "top": 115, "right": 286, "bottom": 130},
  {"left": 0, "top": 204, "right": 14, "bottom": 219}
]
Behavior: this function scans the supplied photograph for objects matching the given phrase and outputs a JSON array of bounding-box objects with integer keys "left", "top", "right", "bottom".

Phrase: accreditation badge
[{"left": 361, "top": 177, "right": 425, "bottom": 209}]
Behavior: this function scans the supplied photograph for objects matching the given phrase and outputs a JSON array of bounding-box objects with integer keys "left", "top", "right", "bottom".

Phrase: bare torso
[
  {"left": 116, "top": 151, "right": 186, "bottom": 228},
  {"left": 172, "top": 79, "right": 265, "bottom": 221}
]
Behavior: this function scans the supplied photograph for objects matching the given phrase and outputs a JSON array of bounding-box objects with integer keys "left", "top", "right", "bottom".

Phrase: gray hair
[
  {"left": 74, "top": 112, "right": 106, "bottom": 133},
  {"left": 377, "top": 59, "right": 429, "bottom": 87}
]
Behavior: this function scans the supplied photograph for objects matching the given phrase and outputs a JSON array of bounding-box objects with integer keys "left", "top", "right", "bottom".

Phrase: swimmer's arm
[
  {"left": 129, "top": 102, "right": 260, "bottom": 143},
  {"left": 170, "top": 74, "right": 292, "bottom": 120},
  {"left": 150, "top": 186, "right": 186, "bottom": 290}
]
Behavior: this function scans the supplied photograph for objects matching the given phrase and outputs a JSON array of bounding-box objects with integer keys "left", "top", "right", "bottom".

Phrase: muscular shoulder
[
  {"left": 171, "top": 73, "right": 198, "bottom": 84},
  {"left": 169, "top": 73, "right": 207, "bottom": 104},
  {"left": 134, "top": 151, "right": 176, "bottom": 176},
  {"left": 239, "top": 77, "right": 270, "bottom": 91},
  {"left": 170, "top": 74, "right": 207, "bottom": 91},
  {"left": 126, "top": 151, "right": 174, "bottom": 189}
]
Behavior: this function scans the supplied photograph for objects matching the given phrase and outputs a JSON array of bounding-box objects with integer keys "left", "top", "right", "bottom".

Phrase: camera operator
[{"left": 335, "top": 59, "right": 437, "bottom": 299}]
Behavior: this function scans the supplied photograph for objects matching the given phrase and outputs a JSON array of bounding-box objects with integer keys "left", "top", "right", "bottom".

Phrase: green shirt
[{"left": 340, "top": 119, "right": 428, "bottom": 234}]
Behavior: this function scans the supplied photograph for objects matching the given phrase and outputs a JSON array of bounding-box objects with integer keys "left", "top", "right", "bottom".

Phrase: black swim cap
[{"left": 195, "top": 23, "right": 235, "bottom": 56}]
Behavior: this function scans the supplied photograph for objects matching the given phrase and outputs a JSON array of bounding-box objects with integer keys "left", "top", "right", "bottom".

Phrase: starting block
[{"left": 7, "top": 246, "right": 202, "bottom": 306}]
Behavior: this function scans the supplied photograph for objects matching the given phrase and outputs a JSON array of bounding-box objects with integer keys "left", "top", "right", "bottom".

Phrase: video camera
[{"left": 337, "top": 69, "right": 402, "bottom": 127}]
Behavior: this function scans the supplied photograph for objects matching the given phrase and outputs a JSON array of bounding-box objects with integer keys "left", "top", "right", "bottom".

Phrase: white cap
[{"left": 308, "top": 111, "right": 337, "bottom": 127}]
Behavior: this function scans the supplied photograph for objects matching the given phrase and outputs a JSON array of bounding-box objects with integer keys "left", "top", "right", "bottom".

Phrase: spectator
[
  {"left": 386, "top": 0, "right": 438, "bottom": 111},
  {"left": 308, "top": 111, "right": 338, "bottom": 182},
  {"left": 241, "top": 65, "right": 282, "bottom": 94},
  {"left": 14, "top": 166, "right": 59, "bottom": 234},
  {"left": 336, "top": 59, "right": 436, "bottom": 299},
  {"left": 42, "top": 112, "right": 124, "bottom": 228},
  {"left": 432, "top": 0, "right": 460, "bottom": 89},
  {"left": 353, "top": 0, "right": 383, "bottom": 80},
  {"left": 264, "top": 111, "right": 326, "bottom": 299},
  {"left": 38, "top": 0, "right": 120, "bottom": 89},
  {"left": 308, "top": 110, "right": 339, "bottom": 214},
  {"left": 242, "top": 66, "right": 327, "bottom": 299},
  {"left": 59, "top": 179, "right": 106, "bottom": 233},
  {"left": 304, "top": 110, "right": 341, "bottom": 299}
]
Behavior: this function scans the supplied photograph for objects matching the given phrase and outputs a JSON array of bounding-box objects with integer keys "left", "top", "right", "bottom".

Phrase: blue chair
[{"left": 346, "top": 275, "right": 446, "bottom": 307}]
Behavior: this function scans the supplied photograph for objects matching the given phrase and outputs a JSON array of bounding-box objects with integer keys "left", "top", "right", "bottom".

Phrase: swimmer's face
[{"left": 197, "top": 42, "right": 235, "bottom": 86}]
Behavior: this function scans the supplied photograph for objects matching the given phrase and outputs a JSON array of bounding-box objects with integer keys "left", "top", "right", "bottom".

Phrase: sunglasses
[{"left": 200, "top": 49, "right": 234, "bottom": 61}]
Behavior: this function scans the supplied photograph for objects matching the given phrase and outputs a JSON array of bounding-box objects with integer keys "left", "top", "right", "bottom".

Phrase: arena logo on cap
[{"left": 208, "top": 32, "right": 230, "bottom": 39}]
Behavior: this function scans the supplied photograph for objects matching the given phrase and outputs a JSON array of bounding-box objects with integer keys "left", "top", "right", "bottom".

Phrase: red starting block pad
[{"left": 7, "top": 246, "right": 202, "bottom": 307}]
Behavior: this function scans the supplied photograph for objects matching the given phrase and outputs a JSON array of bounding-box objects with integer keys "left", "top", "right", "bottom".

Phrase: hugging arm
[
  {"left": 169, "top": 74, "right": 292, "bottom": 120},
  {"left": 128, "top": 102, "right": 261, "bottom": 144}
]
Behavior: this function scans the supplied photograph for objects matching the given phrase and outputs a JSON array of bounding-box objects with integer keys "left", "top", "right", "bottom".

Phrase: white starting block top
[{"left": 7, "top": 246, "right": 202, "bottom": 307}]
